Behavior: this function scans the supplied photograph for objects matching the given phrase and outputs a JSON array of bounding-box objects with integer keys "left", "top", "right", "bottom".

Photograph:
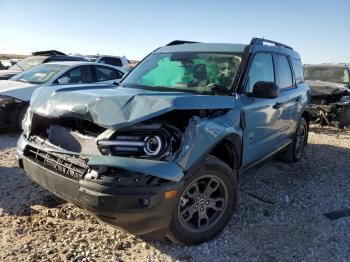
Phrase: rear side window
[
  {"left": 291, "top": 59, "right": 304, "bottom": 84},
  {"left": 99, "top": 57, "right": 123, "bottom": 67},
  {"left": 275, "top": 55, "right": 293, "bottom": 89},
  {"left": 246, "top": 53, "right": 274, "bottom": 93},
  {"left": 95, "top": 66, "right": 124, "bottom": 81}
]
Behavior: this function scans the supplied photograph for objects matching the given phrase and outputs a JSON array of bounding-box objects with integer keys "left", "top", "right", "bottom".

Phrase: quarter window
[
  {"left": 275, "top": 55, "right": 293, "bottom": 89},
  {"left": 291, "top": 59, "right": 304, "bottom": 84},
  {"left": 246, "top": 53, "right": 274, "bottom": 93}
]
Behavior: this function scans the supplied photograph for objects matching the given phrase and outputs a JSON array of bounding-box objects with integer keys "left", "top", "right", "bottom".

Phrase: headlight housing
[
  {"left": 97, "top": 122, "right": 181, "bottom": 160},
  {"left": 0, "top": 95, "right": 21, "bottom": 109}
]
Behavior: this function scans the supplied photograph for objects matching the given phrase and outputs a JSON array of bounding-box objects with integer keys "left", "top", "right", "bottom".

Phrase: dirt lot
[{"left": 0, "top": 126, "right": 349, "bottom": 262}]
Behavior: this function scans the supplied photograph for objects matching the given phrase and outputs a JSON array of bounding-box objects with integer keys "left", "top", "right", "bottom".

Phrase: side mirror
[{"left": 251, "top": 81, "right": 279, "bottom": 99}]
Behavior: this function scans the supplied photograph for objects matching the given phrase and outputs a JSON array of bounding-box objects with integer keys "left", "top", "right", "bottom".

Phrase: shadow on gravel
[
  {"left": 309, "top": 125, "right": 350, "bottom": 138},
  {"left": 141, "top": 142, "right": 350, "bottom": 261},
  {"left": 0, "top": 166, "right": 64, "bottom": 216}
]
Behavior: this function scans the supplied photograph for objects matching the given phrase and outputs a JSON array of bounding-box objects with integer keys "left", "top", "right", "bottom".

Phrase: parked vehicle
[
  {"left": 86, "top": 55, "right": 128, "bottom": 67},
  {"left": 0, "top": 50, "right": 87, "bottom": 80},
  {"left": 304, "top": 63, "right": 350, "bottom": 128},
  {"left": 0, "top": 62, "right": 126, "bottom": 129},
  {"left": 17, "top": 38, "right": 310, "bottom": 245}
]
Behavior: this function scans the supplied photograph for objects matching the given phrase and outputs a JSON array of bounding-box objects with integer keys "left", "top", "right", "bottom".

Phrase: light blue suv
[{"left": 17, "top": 38, "right": 310, "bottom": 244}]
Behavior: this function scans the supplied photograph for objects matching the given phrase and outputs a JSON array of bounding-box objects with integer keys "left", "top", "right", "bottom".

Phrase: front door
[{"left": 241, "top": 52, "right": 282, "bottom": 166}]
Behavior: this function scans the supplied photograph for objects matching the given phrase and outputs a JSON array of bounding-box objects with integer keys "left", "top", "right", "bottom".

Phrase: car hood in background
[
  {"left": 0, "top": 80, "right": 37, "bottom": 101},
  {"left": 30, "top": 84, "right": 236, "bottom": 129},
  {"left": 0, "top": 69, "right": 22, "bottom": 80},
  {"left": 306, "top": 80, "right": 350, "bottom": 97}
]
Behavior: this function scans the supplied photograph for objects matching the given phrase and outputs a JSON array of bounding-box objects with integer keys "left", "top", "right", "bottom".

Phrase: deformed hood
[
  {"left": 306, "top": 80, "right": 350, "bottom": 97},
  {"left": 30, "top": 84, "right": 236, "bottom": 128}
]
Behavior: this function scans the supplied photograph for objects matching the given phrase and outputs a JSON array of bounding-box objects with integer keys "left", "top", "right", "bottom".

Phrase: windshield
[
  {"left": 11, "top": 63, "right": 67, "bottom": 84},
  {"left": 9, "top": 56, "right": 47, "bottom": 71},
  {"left": 304, "top": 67, "right": 350, "bottom": 84},
  {"left": 122, "top": 52, "right": 243, "bottom": 94}
]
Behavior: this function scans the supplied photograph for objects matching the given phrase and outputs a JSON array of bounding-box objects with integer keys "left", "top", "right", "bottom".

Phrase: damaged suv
[
  {"left": 17, "top": 38, "right": 310, "bottom": 244},
  {"left": 304, "top": 63, "right": 350, "bottom": 128}
]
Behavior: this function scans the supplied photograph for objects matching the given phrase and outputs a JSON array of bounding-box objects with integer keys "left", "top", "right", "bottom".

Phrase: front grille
[{"left": 24, "top": 146, "right": 88, "bottom": 180}]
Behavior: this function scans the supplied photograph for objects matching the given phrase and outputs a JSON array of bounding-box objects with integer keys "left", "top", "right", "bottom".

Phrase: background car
[
  {"left": 0, "top": 61, "right": 126, "bottom": 129},
  {"left": 0, "top": 50, "right": 87, "bottom": 80},
  {"left": 86, "top": 55, "right": 128, "bottom": 67},
  {"left": 304, "top": 63, "right": 350, "bottom": 128}
]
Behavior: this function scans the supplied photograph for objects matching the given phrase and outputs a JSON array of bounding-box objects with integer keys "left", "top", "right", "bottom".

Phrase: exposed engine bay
[{"left": 308, "top": 82, "right": 350, "bottom": 128}]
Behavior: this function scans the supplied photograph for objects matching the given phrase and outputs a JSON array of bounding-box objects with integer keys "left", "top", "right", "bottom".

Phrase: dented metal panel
[
  {"left": 88, "top": 155, "right": 184, "bottom": 182},
  {"left": 30, "top": 85, "right": 237, "bottom": 129}
]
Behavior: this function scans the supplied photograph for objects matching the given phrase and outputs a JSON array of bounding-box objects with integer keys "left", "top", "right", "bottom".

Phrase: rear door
[
  {"left": 273, "top": 54, "right": 301, "bottom": 144},
  {"left": 241, "top": 52, "right": 282, "bottom": 166}
]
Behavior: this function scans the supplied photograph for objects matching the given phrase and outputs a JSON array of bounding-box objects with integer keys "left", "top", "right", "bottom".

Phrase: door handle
[
  {"left": 295, "top": 96, "right": 301, "bottom": 102},
  {"left": 273, "top": 102, "right": 283, "bottom": 109}
]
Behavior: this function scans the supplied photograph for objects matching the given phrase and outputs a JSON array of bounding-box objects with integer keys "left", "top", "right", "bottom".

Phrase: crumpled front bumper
[{"left": 16, "top": 134, "right": 184, "bottom": 235}]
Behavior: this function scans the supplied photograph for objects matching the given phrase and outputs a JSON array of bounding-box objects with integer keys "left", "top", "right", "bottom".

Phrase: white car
[
  {"left": 0, "top": 61, "right": 126, "bottom": 129},
  {"left": 86, "top": 55, "right": 129, "bottom": 67}
]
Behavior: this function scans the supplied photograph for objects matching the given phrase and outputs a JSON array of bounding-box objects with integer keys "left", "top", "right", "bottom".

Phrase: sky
[{"left": 0, "top": 0, "right": 349, "bottom": 64}]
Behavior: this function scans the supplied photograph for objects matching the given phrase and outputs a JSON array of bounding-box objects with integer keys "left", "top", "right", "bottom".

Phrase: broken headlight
[
  {"left": 22, "top": 108, "right": 33, "bottom": 136},
  {"left": 97, "top": 123, "right": 181, "bottom": 160},
  {"left": 0, "top": 95, "right": 21, "bottom": 109}
]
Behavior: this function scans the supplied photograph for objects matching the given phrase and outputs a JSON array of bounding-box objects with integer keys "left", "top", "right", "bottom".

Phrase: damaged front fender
[{"left": 176, "top": 110, "right": 242, "bottom": 171}]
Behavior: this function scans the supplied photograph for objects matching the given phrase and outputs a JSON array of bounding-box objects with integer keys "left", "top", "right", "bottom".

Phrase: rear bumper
[{"left": 17, "top": 144, "right": 183, "bottom": 235}]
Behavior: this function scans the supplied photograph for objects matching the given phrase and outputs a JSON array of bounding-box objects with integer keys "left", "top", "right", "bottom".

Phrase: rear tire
[
  {"left": 166, "top": 155, "right": 238, "bottom": 245},
  {"left": 280, "top": 117, "right": 308, "bottom": 163}
]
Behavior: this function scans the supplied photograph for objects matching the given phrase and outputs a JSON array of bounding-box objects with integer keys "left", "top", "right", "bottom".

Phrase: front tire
[
  {"left": 166, "top": 155, "right": 237, "bottom": 245},
  {"left": 280, "top": 117, "right": 308, "bottom": 163}
]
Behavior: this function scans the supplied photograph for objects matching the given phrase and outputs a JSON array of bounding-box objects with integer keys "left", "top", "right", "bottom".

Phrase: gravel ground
[{"left": 0, "top": 126, "right": 349, "bottom": 262}]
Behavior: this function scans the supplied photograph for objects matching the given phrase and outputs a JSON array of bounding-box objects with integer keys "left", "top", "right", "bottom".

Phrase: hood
[
  {"left": 30, "top": 84, "right": 236, "bottom": 128},
  {"left": 0, "top": 80, "right": 37, "bottom": 101},
  {"left": 306, "top": 80, "right": 350, "bottom": 97},
  {"left": 0, "top": 69, "right": 22, "bottom": 80}
]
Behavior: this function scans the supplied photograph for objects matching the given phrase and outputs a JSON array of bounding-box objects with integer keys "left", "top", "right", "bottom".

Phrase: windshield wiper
[
  {"left": 0, "top": 54, "right": 24, "bottom": 71},
  {"left": 17, "top": 78, "right": 29, "bottom": 83}
]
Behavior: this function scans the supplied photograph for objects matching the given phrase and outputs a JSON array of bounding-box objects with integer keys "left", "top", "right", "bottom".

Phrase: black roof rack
[
  {"left": 166, "top": 40, "right": 200, "bottom": 46},
  {"left": 31, "top": 50, "right": 66, "bottom": 56},
  {"left": 250, "top": 38, "right": 293, "bottom": 50}
]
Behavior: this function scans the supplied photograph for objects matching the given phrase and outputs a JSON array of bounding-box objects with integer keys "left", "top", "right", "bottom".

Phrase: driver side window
[
  {"left": 245, "top": 53, "right": 274, "bottom": 93},
  {"left": 56, "top": 66, "right": 93, "bottom": 84}
]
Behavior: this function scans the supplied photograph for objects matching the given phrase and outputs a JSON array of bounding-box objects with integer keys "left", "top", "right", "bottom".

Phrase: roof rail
[
  {"left": 166, "top": 40, "right": 200, "bottom": 46},
  {"left": 250, "top": 38, "right": 293, "bottom": 50}
]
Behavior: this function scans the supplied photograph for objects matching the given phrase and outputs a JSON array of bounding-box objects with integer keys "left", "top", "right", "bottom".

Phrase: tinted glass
[
  {"left": 246, "top": 53, "right": 274, "bottom": 93},
  {"left": 100, "top": 57, "right": 123, "bottom": 67},
  {"left": 57, "top": 66, "right": 93, "bottom": 84},
  {"left": 95, "top": 66, "right": 123, "bottom": 81},
  {"left": 276, "top": 55, "right": 293, "bottom": 89},
  {"left": 291, "top": 59, "right": 304, "bottom": 84},
  {"left": 304, "top": 67, "right": 349, "bottom": 84}
]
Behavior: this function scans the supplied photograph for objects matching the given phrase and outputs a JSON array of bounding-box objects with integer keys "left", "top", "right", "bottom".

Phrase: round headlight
[{"left": 143, "top": 135, "right": 162, "bottom": 156}]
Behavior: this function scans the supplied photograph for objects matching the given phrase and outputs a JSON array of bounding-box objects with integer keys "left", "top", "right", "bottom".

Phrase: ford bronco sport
[{"left": 17, "top": 38, "right": 310, "bottom": 245}]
